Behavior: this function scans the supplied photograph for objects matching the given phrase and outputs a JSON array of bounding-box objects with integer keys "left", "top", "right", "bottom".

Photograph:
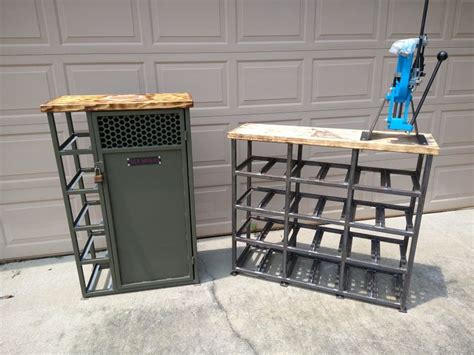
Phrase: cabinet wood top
[
  {"left": 40, "top": 93, "right": 193, "bottom": 112},
  {"left": 227, "top": 123, "right": 440, "bottom": 155}
]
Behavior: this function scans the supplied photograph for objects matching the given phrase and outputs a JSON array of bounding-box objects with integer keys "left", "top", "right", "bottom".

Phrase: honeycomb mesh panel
[{"left": 97, "top": 112, "right": 182, "bottom": 149}]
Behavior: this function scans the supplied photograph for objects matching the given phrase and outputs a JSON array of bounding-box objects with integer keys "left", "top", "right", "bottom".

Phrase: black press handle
[{"left": 410, "top": 51, "right": 448, "bottom": 126}]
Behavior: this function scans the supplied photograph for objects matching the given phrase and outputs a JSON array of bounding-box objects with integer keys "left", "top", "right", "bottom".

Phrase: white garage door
[{"left": 1, "top": 0, "right": 473, "bottom": 260}]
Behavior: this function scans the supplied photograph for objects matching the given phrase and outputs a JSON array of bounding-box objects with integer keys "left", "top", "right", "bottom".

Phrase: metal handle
[{"left": 410, "top": 51, "right": 448, "bottom": 126}]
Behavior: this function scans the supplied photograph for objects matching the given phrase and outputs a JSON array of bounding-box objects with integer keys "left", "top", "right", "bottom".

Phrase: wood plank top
[
  {"left": 227, "top": 123, "right": 440, "bottom": 155},
  {"left": 40, "top": 93, "right": 193, "bottom": 112}
]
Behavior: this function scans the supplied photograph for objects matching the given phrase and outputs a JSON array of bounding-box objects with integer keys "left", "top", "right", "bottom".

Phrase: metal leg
[
  {"left": 400, "top": 154, "right": 433, "bottom": 311},
  {"left": 231, "top": 139, "right": 238, "bottom": 274},
  {"left": 293, "top": 145, "right": 303, "bottom": 243},
  {"left": 338, "top": 149, "right": 360, "bottom": 292},
  {"left": 403, "top": 154, "right": 425, "bottom": 265},
  {"left": 281, "top": 144, "right": 293, "bottom": 282},
  {"left": 246, "top": 141, "right": 252, "bottom": 239},
  {"left": 363, "top": 100, "right": 386, "bottom": 140},
  {"left": 47, "top": 112, "right": 87, "bottom": 297}
]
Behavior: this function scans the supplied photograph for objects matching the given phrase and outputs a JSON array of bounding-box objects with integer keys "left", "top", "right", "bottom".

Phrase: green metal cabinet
[{"left": 44, "top": 94, "right": 198, "bottom": 297}]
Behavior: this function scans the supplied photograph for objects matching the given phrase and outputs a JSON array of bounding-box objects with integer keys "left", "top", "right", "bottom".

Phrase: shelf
[
  {"left": 235, "top": 156, "right": 288, "bottom": 182},
  {"left": 235, "top": 155, "right": 422, "bottom": 198},
  {"left": 73, "top": 200, "right": 104, "bottom": 232},
  {"left": 234, "top": 222, "right": 408, "bottom": 307},
  {"left": 235, "top": 221, "right": 408, "bottom": 276},
  {"left": 235, "top": 186, "right": 415, "bottom": 236},
  {"left": 58, "top": 132, "right": 93, "bottom": 156},
  {"left": 290, "top": 160, "right": 350, "bottom": 189},
  {"left": 235, "top": 186, "right": 291, "bottom": 218},
  {"left": 79, "top": 231, "right": 109, "bottom": 265},
  {"left": 85, "top": 263, "right": 113, "bottom": 295},
  {"left": 66, "top": 168, "right": 99, "bottom": 195},
  {"left": 350, "top": 200, "right": 414, "bottom": 237},
  {"left": 343, "top": 266, "right": 403, "bottom": 305},
  {"left": 235, "top": 247, "right": 404, "bottom": 307},
  {"left": 354, "top": 166, "right": 421, "bottom": 197}
]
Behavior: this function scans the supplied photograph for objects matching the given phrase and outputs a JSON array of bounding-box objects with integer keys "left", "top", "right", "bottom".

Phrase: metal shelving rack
[
  {"left": 43, "top": 93, "right": 199, "bottom": 298},
  {"left": 229, "top": 124, "right": 437, "bottom": 312},
  {"left": 48, "top": 112, "right": 116, "bottom": 297}
]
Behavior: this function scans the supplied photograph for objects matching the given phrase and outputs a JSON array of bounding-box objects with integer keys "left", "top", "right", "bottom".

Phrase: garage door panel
[
  {"left": 2, "top": 201, "right": 68, "bottom": 244},
  {"left": 439, "top": 109, "right": 474, "bottom": 148},
  {"left": 64, "top": 63, "right": 146, "bottom": 94},
  {"left": 451, "top": 0, "right": 474, "bottom": 40},
  {"left": 0, "top": 0, "right": 472, "bottom": 260},
  {"left": 0, "top": 65, "right": 56, "bottom": 113},
  {"left": 315, "top": 0, "right": 380, "bottom": 41},
  {"left": 0, "top": 134, "right": 58, "bottom": 177},
  {"left": 237, "top": 0, "right": 306, "bottom": 42},
  {"left": 427, "top": 154, "right": 474, "bottom": 210},
  {"left": 191, "top": 123, "right": 230, "bottom": 166},
  {"left": 312, "top": 57, "right": 376, "bottom": 103},
  {"left": 386, "top": 0, "right": 448, "bottom": 40},
  {"left": 444, "top": 55, "right": 474, "bottom": 98},
  {"left": 193, "top": 166, "right": 230, "bottom": 189},
  {"left": 55, "top": 0, "right": 141, "bottom": 44},
  {"left": 0, "top": 0, "right": 49, "bottom": 45},
  {"left": 151, "top": 0, "right": 226, "bottom": 43},
  {"left": 238, "top": 60, "right": 303, "bottom": 106},
  {"left": 156, "top": 62, "right": 229, "bottom": 108},
  {"left": 194, "top": 182, "right": 232, "bottom": 237}
]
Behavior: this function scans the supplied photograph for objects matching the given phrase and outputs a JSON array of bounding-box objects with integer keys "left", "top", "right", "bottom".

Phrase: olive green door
[{"left": 93, "top": 110, "right": 195, "bottom": 288}]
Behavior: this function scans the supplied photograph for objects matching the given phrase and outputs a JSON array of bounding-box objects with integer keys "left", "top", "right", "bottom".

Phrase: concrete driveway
[{"left": 1, "top": 209, "right": 473, "bottom": 354}]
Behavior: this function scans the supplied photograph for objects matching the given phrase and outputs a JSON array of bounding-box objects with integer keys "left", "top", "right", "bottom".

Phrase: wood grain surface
[
  {"left": 227, "top": 123, "right": 440, "bottom": 155},
  {"left": 40, "top": 93, "right": 193, "bottom": 112}
]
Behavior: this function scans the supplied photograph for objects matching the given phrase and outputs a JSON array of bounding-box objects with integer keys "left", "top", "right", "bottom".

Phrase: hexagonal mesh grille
[{"left": 97, "top": 112, "right": 182, "bottom": 149}]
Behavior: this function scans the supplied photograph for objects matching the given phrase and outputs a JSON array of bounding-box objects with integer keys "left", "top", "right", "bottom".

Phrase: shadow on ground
[{"left": 197, "top": 245, "right": 448, "bottom": 310}]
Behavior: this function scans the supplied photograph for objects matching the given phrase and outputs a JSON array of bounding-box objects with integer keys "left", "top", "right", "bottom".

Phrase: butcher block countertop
[
  {"left": 40, "top": 93, "right": 193, "bottom": 112},
  {"left": 227, "top": 123, "right": 439, "bottom": 155}
]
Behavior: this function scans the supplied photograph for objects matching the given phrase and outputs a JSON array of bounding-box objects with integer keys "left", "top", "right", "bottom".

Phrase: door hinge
[{"left": 191, "top": 256, "right": 195, "bottom": 265}]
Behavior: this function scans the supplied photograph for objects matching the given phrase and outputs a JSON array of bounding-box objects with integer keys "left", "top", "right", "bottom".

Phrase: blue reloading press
[{"left": 362, "top": 0, "right": 448, "bottom": 145}]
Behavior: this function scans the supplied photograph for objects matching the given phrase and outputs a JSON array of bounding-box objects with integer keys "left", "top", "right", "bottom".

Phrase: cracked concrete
[
  {"left": 1, "top": 209, "right": 473, "bottom": 354},
  {"left": 200, "top": 258, "right": 257, "bottom": 354}
]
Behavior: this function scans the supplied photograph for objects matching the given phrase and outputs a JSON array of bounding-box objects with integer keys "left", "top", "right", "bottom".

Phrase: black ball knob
[{"left": 437, "top": 51, "right": 448, "bottom": 61}]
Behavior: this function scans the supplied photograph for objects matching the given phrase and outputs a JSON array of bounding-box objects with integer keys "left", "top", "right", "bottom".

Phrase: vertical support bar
[
  {"left": 66, "top": 112, "right": 96, "bottom": 259},
  {"left": 405, "top": 154, "right": 424, "bottom": 258},
  {"left": 291, "top": 145, "right": 303, "bottom": 247},
  {"left": 184, "top": 108, "right": 199, "bottom": 282},
  {"left": 338, "top": 149, "right": 360, "bottom": 293},
  {"left": 246, "top": 141, "right": 252, "bottom": 239},
  {"left": 231, "top": 139, "right": 238, "bottom": 272},
  {"left": 47, "top": 112, "right": 87, "bottom": 297},
  {"left": 282, "top": 144, "right": 293, "bottom": 282},
  {"left": 86, "top": 112, "right": 119, "bottom": 290},
  {"left": 400, "top": 154, "right": 433, "bottom": 311}
]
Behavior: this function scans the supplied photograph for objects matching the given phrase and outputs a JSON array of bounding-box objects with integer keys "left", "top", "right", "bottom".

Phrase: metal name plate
[{"left": 127, "top": 156, "right": 162, "bottom": 167}]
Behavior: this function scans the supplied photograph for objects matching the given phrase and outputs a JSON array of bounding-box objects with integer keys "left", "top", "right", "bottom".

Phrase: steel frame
[
  {"left": 230, "top": 139, "right": 433, "bottom": 312},
  {"left": 47, "top": 110, "right": 198, "bottom": 297},
  {"left": 48, "top": 112, "right": 115, "bottom": 297}
]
